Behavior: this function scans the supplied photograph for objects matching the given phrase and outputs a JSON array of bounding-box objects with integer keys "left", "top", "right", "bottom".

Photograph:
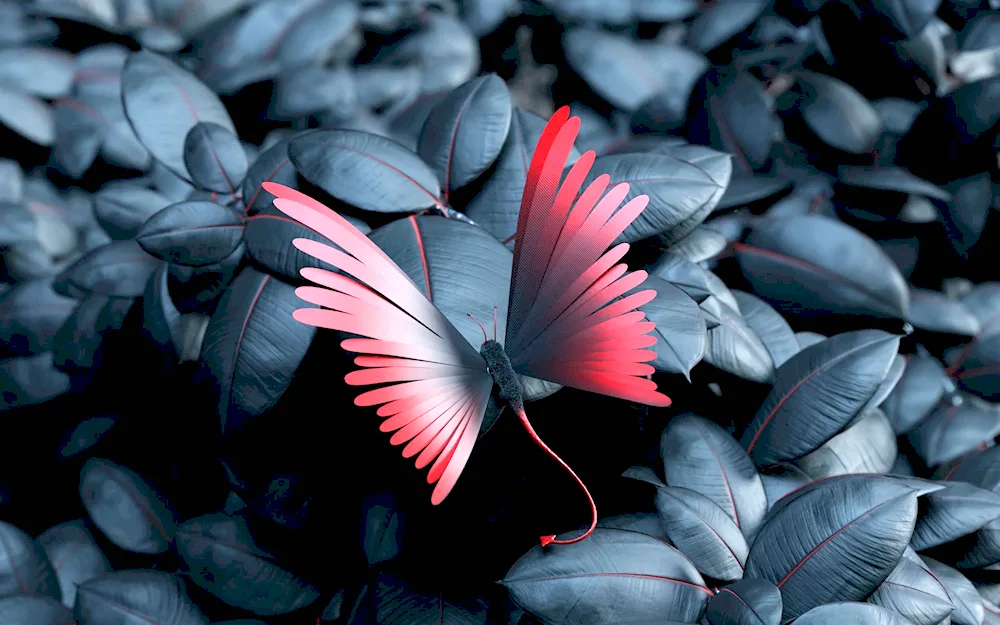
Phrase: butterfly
[{"left": 262, "top": 106, "right": 671, "bottom": 546}]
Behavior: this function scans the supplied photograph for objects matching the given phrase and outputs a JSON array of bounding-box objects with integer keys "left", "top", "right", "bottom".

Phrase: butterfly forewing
[
  {"left": 262, "top": 182, "right": 493, "bottom": 505},
  {"left": 503, "top": 108, "right": 672, "bottom": 408}
]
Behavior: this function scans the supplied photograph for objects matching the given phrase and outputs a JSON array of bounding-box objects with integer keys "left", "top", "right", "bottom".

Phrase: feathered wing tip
[
  {"left": 261, "top": 182, "right": 494, "bottom": 504},
  {"left": 504, "top": 108, "right": 671, "bottom": 408}
]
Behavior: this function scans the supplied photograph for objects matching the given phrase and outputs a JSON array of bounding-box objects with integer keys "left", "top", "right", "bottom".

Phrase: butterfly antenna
[
  {"left": 468, "top": 313, "right": 488, "bottom": 343},
  {"left": 514, "top": 404, "right": 597, "bottom": 547},
  {"left": 493, "top": 305, "right": 498, "bottom": 341}
]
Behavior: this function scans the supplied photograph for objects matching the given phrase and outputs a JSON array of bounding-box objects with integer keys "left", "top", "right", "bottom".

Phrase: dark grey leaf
[
  {"left": 838, "top": 166, "right": 952, "bottom": 202},
  {"left": 911, "top": 481, "right": 1000, "bottom": 551},
  {"left": 745, "top": 475, "right": 922, "bottom": 621},
  {"left": 865, "top": 354, "right": 907, "bottom": 412},
  {"left": 703, "top": 298, "right": 774, "bottom": 383},
  {"left": 797, "top": 72, "right": 883, "bottom": 154},
  {"left": 136, "top": 200, "right": 246, "bottom": 267},
  {"left": 183, "top": 122, "right": 249, "bottom": 194},
  {"left": 735, "top": 214, "right": 910, "bottom": 319},
  {"left": 665, "top": 225, "right": 728, "bottom": 264},
  {"left": 731, "top": 290, "right": 799, "bottom": 368},
  {"left": 596, "top": 512, "right": 670, "bottom": 541},
  {"left": 52, "top": 99, "right": 103, "bottom": 179},
  {"left": 58, "top": 416, "right": 118, "bottom": 459},
  {"left": 958, "top": 516, "right": 1000, "bottom": 569},
  {"left": 289, "top": 129, "right": 442, "bottom": 213},
  {"left": 417, "top": 74, "right": 511, "bottom": 198},
  {"left": 54, "top": 239, "right": 161, "bottom": 299},
  {"left": 0, "top": 521, "right": 60, "bottom": 601},
  {"left": 882, "top": 354, "right": 948, "bottom": 434},
  {"left": 141, "top": 264, "right": 183, "bottom": 358},
  {"left": 793, "top": 408, "right": 898, "bottom": 478},
  {"left": 0, "top": 352, "right": 70, "bottom": 410},
  {"left": 909, "top": 394, "right": 1000, "bottom": 467},
  {"left": 907, "top": 288, "right": 981, "bottom": 336},
  {"left": 686, "top": 0, "right": 767, "bottom": 53},
  {"left": 638, "top": 275, "right": 706, "bottom": 378},
  {"left": 502, "top": 528, "right": 712, "bottom": 624},
  {"left": 80, "top": 457, "right": 178, "bottom": 554},
  {"left": 0, "top": 595, "right": 72, "bottom": 625},
  {"left": 795, "top": 602, "right": 916, "bottom": 625},
  {"left": 348, "top": 572, "right": 487, "bottom": 625},
  {"left": 0, "top": 87, "right": 54, "bottom": 146},
  {"left": 653, "top": 485, "right": 749, "bottom": 581},
  {"left": 0, "top": 278, "right": 76, "bottom": 357},
  {"left": 36, "top": 520, "right": 111, "bottom": 610},
  {"left": 241, "top": 134, "right": 299, "bottom": 215},
  {"left": 175, "top": 513, "right": 320, "bottom": 616},
  {"left": 75, "top": 570, "right": 208, "bottom": 625},
  {"left": 361, "top": 491, "right": 402, "bottom": 567},
  {"left": 121, "top": 50, "right": 237, "bottom": 181},
  {"left": 869, "top": 548, "right": 953, "bottom": 625},
  {"left": 920, "top": 557, "right": 984, "bottom": 625},
  {"left": 562, "top": 28, "right": 663, "bottom": 112},
  {"left": 741, "top": 330, "right": 900, "bottom": 466},
  {"left": 707, "top": 578, "right": 782, "bottom": 625},
  {"left": 660, "top": 413, "right": 768, "bottom": 538},
  {"left": 93, "top": 185, "right": 171, "bottom": 240}
]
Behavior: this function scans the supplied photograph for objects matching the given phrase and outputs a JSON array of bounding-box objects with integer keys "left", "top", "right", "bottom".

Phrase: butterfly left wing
[
  {"left": 503, "top": 108, "right": 671, "bottom": 408},
  {"left": 262, "top": 182, "right": 494, "bottom": 505}
]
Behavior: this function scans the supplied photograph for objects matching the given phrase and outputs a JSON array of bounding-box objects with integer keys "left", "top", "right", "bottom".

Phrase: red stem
[{"left": 515, "top": 405, "right": 597, "bottom": 547}]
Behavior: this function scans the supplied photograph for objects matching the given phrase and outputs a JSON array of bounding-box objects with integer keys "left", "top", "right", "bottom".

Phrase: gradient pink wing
[
  {"left": 262, "top": 182, "right": 493, "bottom": 504},
  {"left": 504, "top": 108, "right": 671, "bottom": 408}
]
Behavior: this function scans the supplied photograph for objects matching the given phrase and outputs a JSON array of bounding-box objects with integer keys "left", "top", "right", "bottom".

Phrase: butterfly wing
[
  {"left": 503, "top": 108, "right": 671, "bottom": 408},
  {"left": 263, "top": 182, "right": 493, "bottom": 504}
]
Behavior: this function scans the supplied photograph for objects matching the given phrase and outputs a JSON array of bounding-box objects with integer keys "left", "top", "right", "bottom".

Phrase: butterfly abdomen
[{"left": 480, "top": 340, "right": 524, "bottom": 410}]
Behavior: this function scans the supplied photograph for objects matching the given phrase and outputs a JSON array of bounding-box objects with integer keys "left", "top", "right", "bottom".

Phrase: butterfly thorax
[{"left": 480, "top": 339, "right": 524, "bottom": 411}]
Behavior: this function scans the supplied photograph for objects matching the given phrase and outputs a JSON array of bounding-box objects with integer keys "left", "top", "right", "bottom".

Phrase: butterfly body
[
  {"left": 479, "top": 339, "right": 525, "bottom": 413},
  {"left": 261, "top": 106, "right": 673, "bottom": 545}
]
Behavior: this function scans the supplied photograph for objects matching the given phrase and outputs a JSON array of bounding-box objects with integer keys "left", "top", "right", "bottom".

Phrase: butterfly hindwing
[
  {"left": 263, "top": 182, "right": 493, "bottom": 504},
  {"left": 503, "top": 109, "right": 671, "bottom": 408}
]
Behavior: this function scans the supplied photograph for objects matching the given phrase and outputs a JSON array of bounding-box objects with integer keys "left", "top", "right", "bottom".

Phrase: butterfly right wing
[{"left": 263, "top": 182, "right": 493, "bottom": 505}]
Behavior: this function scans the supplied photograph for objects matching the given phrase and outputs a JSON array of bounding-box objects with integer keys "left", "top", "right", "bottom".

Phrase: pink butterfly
[{"left": 262, "top": 106, "right": 671, "bottom": 546}]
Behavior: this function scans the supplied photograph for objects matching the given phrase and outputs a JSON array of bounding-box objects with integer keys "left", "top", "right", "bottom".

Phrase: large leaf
[
  {"left": 54, "top": 239, "right": 162, "bottom": 299},
  {"left": 744, "top": 475, "right": 928, "bottom": 621},
  {"left": 869, "top": 548, "right": 953, "bottom": 625},
  {"left": 793, "top": 408, "right": 897, "bottom": 479},
  {"left": 702, "top": 298, "right": 775, "bottom": 383},
  {"left": 288, "top": 129, "right": 443, "bottom": 213},
  {"left": 199, "top": 265, "right": 316, "bottom": 429},
  {"left": 735, "top": 215, "right": 909, "bottom": 319},
  {"left": 731, "top": 290, "right": 800, "bottom": 368},
  {"left": 797, "top": 72, "right": 883, "bottom": 154},
  {"left": 347, "top": 573, "right": 487, "bottom": 625},
  {"left": 463, "top": 108, "right": 581, "bottom": 248},
  {"left": 79, "top": 457, "right": 178, "bottom": 555},
  {"left": 0, "top": 46, "right": 73, "bottom": 98},
  {"left": 920, "top": 557, "right": 984, "bottom": 625},
  {"left": 707, "top": 578, "right": 782, "bottom": 625},
  {"left": 911, "top": 481, "right": 1000, "bottom": 551},
  {"left": 909, "top": 394, "right": 1000, "bottom": 467},
  {"left": 360, "top": 491, "right": 403, "bottom": 567},
  {"left": 175, "top": 513, "right": 320, "bottom": 616},
  {"left": 0, "top": 595, "right": 73, "bottom": 625},
  {"left": 417, "top": 74, "right": 511, "bottom": 199},
  {"left": 882, "top": 354, "right": 948, "bottom": 434},
  {"left": 795, "top": 602, "right": 916, "bottom": 625},
  {"left": 502, "top": 528, "right": 712, "bottom": 624},
  {"left": 653, "top": 483, "right": 749, "bottom": 581},
  {"left": 958, "top": 516, "right": 1000, "bottom": 569},
  {"left": 137, "top": 200, "right": 246, "bottom": 268},
  {"left": 907, "top": 287, "right": 981, "bottom": 336},
  {"left": 121, "top": 50, "right": 236, "bottom": 182},
  {"left": 75, "top": 570, "right": 208, "bottom": 625},
  {"left": 241, "top": 134, "right": 299, "bottom": 214},
  {"left": 660, "top": 413, "right": 767, "bottom": 538},
  {"left": 93, "top": 184, "right": 171, "bottom": 240},
  {"left": 183, "top": 121, "right": 248, "bottom": 194},
  {"left": 562, "top": 28, "right": 663, "bottom": 112},
  {"left": 0, "top": 521, "right": 60, "bottom": 601},
  {"left": 637, "top": 275, "right": 706, "bottom": 378},
  {"left": 581, "top": 150, "right": 730, "bottom": 245},
  {"left": 0, "top": 278, "right": 76, "bottom": 357},
  {"left": 741, "top": 330, "right": 900, "bottom": 466},
  {"left": 0, "top": 87, "right": 54, "bottom": 146},
  {"left": 36, "top": 520, "right": 111, "bottom": 610}
]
